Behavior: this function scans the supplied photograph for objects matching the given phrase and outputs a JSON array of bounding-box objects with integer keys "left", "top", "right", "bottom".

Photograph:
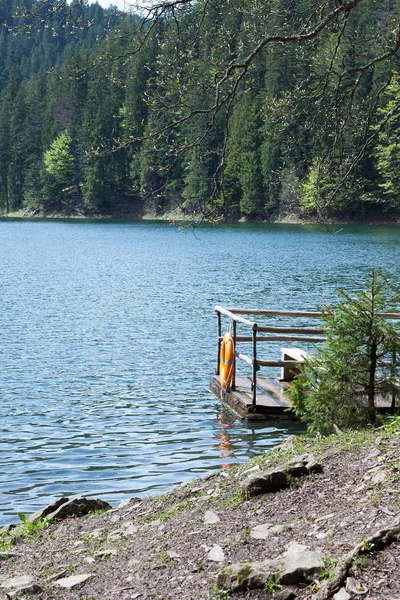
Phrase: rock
[
  {"left": 207, "top": 544, "right": 225, "bottom": 562},
  {"left": 280, "top": 542, "right": 324, "bottom": 585},
  {"left": 346, "top": 577, "right": 368, "bottom": 595},
  {"left": 333, "top": 424, "right": 344, "bottom": 435},
  {"left": 26, "top": 497, "right": 70, "bottom": 523},
  {"left": 118, "top": 498, "right": 132, "bottom": 508},
  {"left": 270, "top": 525, "right": 287, "bottom": 535},
  {"left": 0, "top": 524, "right": 16, "bottom": 534},
  {"left": 250, "top": 523, "right": 273, "bottom": 539},
  {"left": 217, "top": 559, "right": 281, "bottom": 591},
  {"left": 166, "top": 550, "right": 180, "bottom": 559},
  {"left": 371, "top": 469, "right": 387, "bottom": 484},
  {"left": 110, "top": 514, "right": 120, "bottom": 524},
  {"left": 47, "top": 570, "right": 68, "bottom": 581},
  {"left": 47, "top": 497, "right": 111, "bottom": 521},
  {"left": 305, "top": 454, "right": 324, "bottom": 474},
  {"left": 333, "top": 588, "right": 351, "bottom": 600},
  {"left": 25, "top": 497, "right": 111, "bottom": 524},
  {"left": 273, "top": 589, "right": 297, "bottom": 600},
  {"left": 94, "top": 549, "right": 117, "bottom": 558},
  {"left": 241, "top": 455, "right": 323, "bottom": 496},
  {"left": 279, "top": 435, "right": 297, "bottom": 450},
  {"left": 315, "top": 513, "right": 335, "bottom": 523},
  {"left": 108, "top": 529, "right": 123, "bottom": 541},
  {"left": 0, "top": 552, "right": 16, "bottom": 560},
  {"left": 124, "top": 524, "right": 138, "bottom": 535},
  {"left": 241, "top": 468, "right": 290, "bottom": 496},
  {"left": 1, "top": 574, "right": 43, "bottom": 596},
  {"left": 236, "top": 465, "right": 260, "bottom": 478},
  {"left": 204, "top": 510, "right": 220, "bottom": 524},
  {"left": 55, "top": 573, "right": 91, "bottom": 589},
  {"left": 363, "top": 448, "right": 381, "bottom": 462}
]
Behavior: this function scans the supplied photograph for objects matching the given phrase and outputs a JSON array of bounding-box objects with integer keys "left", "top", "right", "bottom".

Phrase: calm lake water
[{"left": 1, "top": 219, "right": 400, "bottom": 525}]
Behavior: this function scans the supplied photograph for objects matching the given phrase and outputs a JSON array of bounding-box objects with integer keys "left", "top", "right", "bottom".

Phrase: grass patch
[
  {"left": 17, "top": 513, "right": 52, "bottom": 540},
  {"left": 319, "top": 556, "right": 338, "bottom": 582},
  {"left": 210, "top": 588, "right": 230, "bottom": 600},
  {"left": 0, "top": 532, "right": 12, "bottom": 552}
]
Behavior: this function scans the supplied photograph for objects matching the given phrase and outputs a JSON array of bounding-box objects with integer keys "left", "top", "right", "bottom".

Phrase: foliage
[
  {"left": 0, "top": 0, "right": 400, "bottom": 218},
  {"left": 17, "top": 512, "right": 53, "bottom": 540},
  {"left": 0, "top": 531, "right": 12, "bottom": 552},
  {"left": 44, "top": 131, "right": 74, "bottom": 186},
  {"left": 263, "top": 571, "right": 281, "bottom": 593},
  {"left": 210, "top": 588, "right": 230, "bottom": 600},
  {"left": 290, "top": 271, "right": 400, "bottom": 435}
]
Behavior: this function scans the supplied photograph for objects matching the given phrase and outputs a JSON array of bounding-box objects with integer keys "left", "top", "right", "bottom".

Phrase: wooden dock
[
  {"left": 210, "top": 374, "right": 295, "bottom": 421},
  {"left": 210, "top": 305, "right": 400, "bottom": 421}
]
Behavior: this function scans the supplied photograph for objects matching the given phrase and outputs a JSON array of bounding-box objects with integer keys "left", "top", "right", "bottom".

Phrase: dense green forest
[{"left": 0, "top": 0, "right": 400, "bottom": 220}]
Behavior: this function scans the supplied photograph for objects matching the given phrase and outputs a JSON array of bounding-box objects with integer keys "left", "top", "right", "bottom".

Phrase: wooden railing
[{"left": 214, "top": 305, "right": 400, "bottom": 411}]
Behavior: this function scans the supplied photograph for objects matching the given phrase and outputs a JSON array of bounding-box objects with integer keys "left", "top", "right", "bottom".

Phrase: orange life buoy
[{"left": 220, "top": 333, "right": 235, "bottom": 389}]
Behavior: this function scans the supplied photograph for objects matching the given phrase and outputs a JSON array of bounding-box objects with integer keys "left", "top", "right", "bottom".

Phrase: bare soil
[{"left": 0, "top": 428, "right": 399, "bottom": 600}]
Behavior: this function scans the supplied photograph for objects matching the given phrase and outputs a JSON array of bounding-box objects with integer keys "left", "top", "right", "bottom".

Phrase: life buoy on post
[{"left": 220, "top": 333, "right": 235, "bottom": 389}]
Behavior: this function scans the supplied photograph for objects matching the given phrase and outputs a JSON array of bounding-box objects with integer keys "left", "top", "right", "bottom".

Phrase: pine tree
[{"left": 290, "top": 271, "right": 400, "bottom": 434}]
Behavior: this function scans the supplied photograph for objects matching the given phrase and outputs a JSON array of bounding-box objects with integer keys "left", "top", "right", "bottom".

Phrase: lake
[{"left": 1, "top": 219, "right": 399, "bottom": 525}]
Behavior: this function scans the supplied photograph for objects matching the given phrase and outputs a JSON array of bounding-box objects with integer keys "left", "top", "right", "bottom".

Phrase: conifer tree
[{"left": 290, "top": 271, "right": 400, "bottom": 434}]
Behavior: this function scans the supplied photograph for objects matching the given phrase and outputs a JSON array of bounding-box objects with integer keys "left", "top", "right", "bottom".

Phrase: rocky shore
[{"left": 1, "top": 424, "right": 399, "bottom": 600}]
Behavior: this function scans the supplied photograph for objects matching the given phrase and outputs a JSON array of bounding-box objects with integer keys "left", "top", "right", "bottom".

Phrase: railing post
[
  {"left": 216, "top": 310, "right": 222, "bottom": 376},
  {"left": 232, "top": 320, "right": 237, "bottom": 391},
  {"left": 391, "top": 348, "right": 396, "bottom": 414},
  {"left": 252, "top": 323, "right": 258, "bottom": 410}
]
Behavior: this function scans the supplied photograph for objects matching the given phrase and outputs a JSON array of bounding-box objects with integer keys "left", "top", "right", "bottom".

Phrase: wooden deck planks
[
  {"left": 210, "top": 374, "right": 398, "bottom": 420},
  {"left": 209, "top": 375, "right": 297, "bottom": 420}
]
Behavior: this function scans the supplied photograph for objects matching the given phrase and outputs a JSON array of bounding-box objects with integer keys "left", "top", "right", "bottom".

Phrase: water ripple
[{"left": 1, "top": 220, "right": 399, "bottom": 524}]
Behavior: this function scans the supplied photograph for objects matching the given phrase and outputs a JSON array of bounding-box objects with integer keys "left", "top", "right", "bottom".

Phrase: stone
[
  {"left": 0, "top": 552, "right": 16, "bottom": 560},
  {"left": 55, "top": 573, "right": 91, "bottom": 589},
  {"left": 166, "top": 550, "right": 180, "bottom": 559},
  {"left": 94, "top": 549, "right": 117, "bottom": 558},
  {"left": 124, "top": 524, "right": 139, "bottom": 535},
  {"left": 118, "top": 498, "right": 132, "bottom": 508},
  {"left": 363, "top": 448, "right": 381, "bottom": 462},
  {"left": 217, "top": 559, "right": 281, "bottom": 591},
  {"left": 250, "top": 523, "right": 273, "bottom": 539},
  {"left": 315, "top": 513, "right": 335, "bottom": 523},
  {"left": 48, "top": 570, "right": 68, "bottom": 581},
  {"left": 110, "top": 514, "right": 120, "bottom": 523},
  {"left": 26, "top": 497, "right": 70, "bottom": 523},
  {"left": 0, "top": 524, "right": 16, "bottom": 534},
  {"left": 204, "top": 510, "right": 220, "bottom": 524},
  {"left": 241, "top": 455, "right": 323, "bottom": 496},
  {"left": 279, "top": 435, "right": 297, "bottom": 450},
  {"left": 273, "top": 589, "right": 297, "bottom": 600},
  {"left": 236, "top": 465, "right": 260, "bottom": 478},
  {"left": 371, "top": 469, "right": 387, "bottom": 484},
  {"left": 241, "top": 468, "right": 290, "bottom": 496},
  {"left": 346, "top": 577, "right": 368, "bottom": 595},
  {"left": 47, "top": 497, "right": 111, "bottom": 521},
  {"left": 280, "top": 542, "right": 324, "bottom": 585},
  {"left": 207, "top": 544, "right": 225, "bottom": 562},
  {"left": 305, "top": 454, "right": 323, "bottom": 474},
  {"left": 1, "top": 574, "right": 38, "bottom": 589},
  {"left": 333, "top": 588, "right": 351, "bottom": 600},
  {"left": 270, "top": 525, "right": 287, "bottom": 535},
  {"left": 1, "top": 574, "right": 43, "bottom": 597}
]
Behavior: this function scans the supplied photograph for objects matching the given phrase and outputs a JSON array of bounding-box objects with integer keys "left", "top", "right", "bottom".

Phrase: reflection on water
[
  {"left": 1, "top": 220, "right": 400, "bottom": 525},
  {"left": 215, "top": 412, "right": 234, "bottom": 469}
]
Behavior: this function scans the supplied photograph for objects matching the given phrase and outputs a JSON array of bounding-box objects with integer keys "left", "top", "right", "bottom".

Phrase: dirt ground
[{"left": 0, "top": 427, "right": 399, "bottom": 600}]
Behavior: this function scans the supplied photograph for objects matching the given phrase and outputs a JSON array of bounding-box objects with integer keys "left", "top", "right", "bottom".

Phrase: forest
[{"left": 0, "top": 0, "right": 399, "bottom": 221}]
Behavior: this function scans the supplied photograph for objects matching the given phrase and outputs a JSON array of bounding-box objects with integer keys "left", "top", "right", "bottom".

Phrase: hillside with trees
[{"left": 0, "top": 0, "right": 399, "bottom": 221}]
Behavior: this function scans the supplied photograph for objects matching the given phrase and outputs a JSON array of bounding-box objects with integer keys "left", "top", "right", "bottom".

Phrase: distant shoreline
[{"left": 1, "top": 207, "right": 400, "bottom": 226}]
